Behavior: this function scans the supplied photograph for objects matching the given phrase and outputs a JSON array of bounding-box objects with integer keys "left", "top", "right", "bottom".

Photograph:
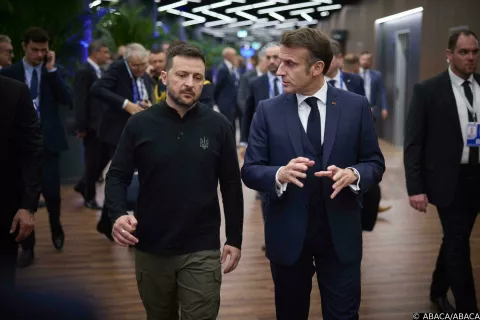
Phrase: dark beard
[{"left": 166, "top": 88, "right": 198, "bottom": 109}]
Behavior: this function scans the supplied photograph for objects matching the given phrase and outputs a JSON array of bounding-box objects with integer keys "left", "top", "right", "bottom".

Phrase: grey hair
[
  {"left": 0, "top": 35, "right": 12, "bottom": 44},
  {"left": 124, "top": 43, "right": 149, "bottom": 61},
  {"left": 260, "top": 42, "right": 280, "bottom": 57},
  {"left": 88, "top": 39, "right": 108, "bottom": 56}
]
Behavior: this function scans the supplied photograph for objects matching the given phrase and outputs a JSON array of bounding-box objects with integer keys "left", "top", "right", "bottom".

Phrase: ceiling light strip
[
  {"left": 258, "top": 0, "right": 332, "bottom": 14},
  {"left": 192, "top": 0, "right": 231, "bottom": 13},
  {"left": 158, "top": 0, "right": 188, "bottom": 12},
  {"left": 374, "top": 7, "right": 424, "bottom": 24},
  {"left": 235, "top": 11, "right": 259, "bottom": 21},
  {"left": 269, "top": 12, "right": 285, "bottom": 21},
  {"left": 300, "top": 12, "right": 313, "bottom": 22},
  {"left": 201, "top": 9, "right": 235, "bottom": 22},
  {"left": 317, "top": 4, "right": 342, "bottom": 11},
  {"left": 290, "top": 8, "right": 315, "bottom": 15},
  {"left": 225, "top": 1, "right": 276, "bottom": 13},
  {"left": 167, "top": 9, "right": 206, "bottom": 22},
  {"left": 205, "top": 19, "right": 238, "bottom": 27}
]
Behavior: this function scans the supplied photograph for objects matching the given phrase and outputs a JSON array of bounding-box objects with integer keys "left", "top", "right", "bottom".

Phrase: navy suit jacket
[
  {"left": 342, "top": 71, "right": 365, "bottom": 96},
  {"left": 240, "top": 74, "right": 269, "bottom": 143},
  {"left": 0, "top": 61, "right": 72, "bottom": 153},
  {"left": 364, "top": 69, "right": 388, "bottom": 118},
  {"left": 241, "top": 85, "right": 385, "bottom": 266},
  {"left": 213, "top": 62, "right": 237, "bottom": 115}
]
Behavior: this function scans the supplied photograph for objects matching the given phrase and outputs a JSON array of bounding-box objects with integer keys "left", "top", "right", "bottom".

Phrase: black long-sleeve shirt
[{"left": 105, "top": 101, "right": 244, "bottom": 255}]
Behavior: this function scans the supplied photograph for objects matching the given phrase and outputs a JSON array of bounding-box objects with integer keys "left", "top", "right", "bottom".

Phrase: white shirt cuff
[
  {"left": 275, "top": 167, "right": 288, "bottom": 197},
  {"left": 122, "top": 99, "right": 129, "bottom": 109},
  {"left": 346, "top": 167, "right": 361, "bottom": 193},
  {"left": 47, "top": 68, "right": 57, "bottom": 73},
  {"left": 239, "top": 142, "right": 248, "bottom": 147}
]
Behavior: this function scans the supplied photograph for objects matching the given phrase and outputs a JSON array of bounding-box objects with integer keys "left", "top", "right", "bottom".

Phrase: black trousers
[
  {"left": 430, "top": 165, "right": 480, "bottom": 312},
  {"left": 270, "top": 230, "right": 361, "bottom": 320},
  {"left": 99, "top": 144, "right": 117, "bottom": 228},
  {"left": 0, "top": 225, "right": 18, "bottom": 292},
  {"left": 77, "top": 131, "right": 110, "bottom": 201},
  {"left": 361, "top": 184, "right": 381, "bottom": 231},
  {"left": 21, "top": 150, "right": 61, "bottom": 250}
]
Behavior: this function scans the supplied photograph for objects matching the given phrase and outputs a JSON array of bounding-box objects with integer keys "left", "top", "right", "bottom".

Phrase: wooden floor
[{"left": 15, "top": 140, "right": 480, "bottom": 319}]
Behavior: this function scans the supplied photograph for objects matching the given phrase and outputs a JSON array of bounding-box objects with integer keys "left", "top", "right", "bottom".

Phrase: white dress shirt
[
  {"left": 122, "top": 60, "right": 149, "bottom": 109},
  {"left": 359, "top": 67, "right": 372, "bottom": 103},
  {"left": 325, "top": 70, "right": 347, "bottom": 91},
  {"left": 267, "top": 71, "right": 283, "bottom": 98},
  {"left": 448, "top": 66, "right": 480, "bottom": 164},
  {"left": 275, "top": 81, "right": 361, "bottom": 196},
  {"left": 87, "top": 58, "right": 102, "bottom": 79}
]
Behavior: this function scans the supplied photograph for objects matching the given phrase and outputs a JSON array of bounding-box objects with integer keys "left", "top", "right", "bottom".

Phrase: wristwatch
[{"left": 347, "top": 168, "right": 360, "bottom": 182}]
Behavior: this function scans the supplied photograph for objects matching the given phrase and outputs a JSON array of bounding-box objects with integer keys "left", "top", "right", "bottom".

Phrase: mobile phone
[{"left": 44, "top": 51, "right": 51, "bottom": 65}]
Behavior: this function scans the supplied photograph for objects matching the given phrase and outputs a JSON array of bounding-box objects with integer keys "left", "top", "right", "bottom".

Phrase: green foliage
[
  {"left": 0, "top": 0, "right": 86, "bottom": 75},
  {"left": 94, "top": 4, "right": 156, "bottom": 52},
  {"left": 189, "top": 38, "right": 225, "bottom": 68}
]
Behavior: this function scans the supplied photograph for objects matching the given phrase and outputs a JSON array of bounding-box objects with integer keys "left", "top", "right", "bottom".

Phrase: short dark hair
[
  {"left": 329, "top": 39, "right": 342, "bottom": 56},
  {"left": 280, "top": 28, "right": 333, "bottom": 75},
  {"left": 150, "top": 48, "right": 164, "bottom": 55},
  {"left": 360, "top": 51, "right": 372, "bottom": 56},
  {"left": 23, "top": 27, "right": 49, "bottom": 45},
  {"left": 165, "top": 43, "right": 205, "bottom": 71},
  {"left": 448, "top": 30, "right": 478, "bottom": 51},
  {"left": 88, "top": 39, "right": 108, "bottom": 56}
]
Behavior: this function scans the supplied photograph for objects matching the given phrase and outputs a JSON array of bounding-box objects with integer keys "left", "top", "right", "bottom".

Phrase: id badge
[{"left": 466, "top": 122, "right": 480, "bottom": 147}]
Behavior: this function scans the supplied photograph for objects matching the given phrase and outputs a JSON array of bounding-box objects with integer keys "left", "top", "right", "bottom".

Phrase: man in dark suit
[
  {"left": 359, "top": 51, "right": 388, "bottom": 121},
  {"left": 236, "top": 53, "right": 265, "bottom": 120},
  {"left": 325, "top": 40, "right": 381, "bottom": 232},
  {"left": 404, "top": 30, "right": 480, "bottom": 313},
  {"left": 73, "top": 40, "right": 111, "bottom": 210},
  {"left": 0, "top": 27, "right": 72, "bottom": 267},
  {"left": 214, "top": 47, "right": 238, "bottom": 125},
  {"left": 0, "top": 75, "right": 42, "bottom": 289},
  {"left": 241, "top": 28, "right": 385, "bottom": 320},
  {"left": 90, "top": 42, "right": 153, "bottom": 240},
  {"left": 240, "top": 43, "right": 281, "bottom": 148}
]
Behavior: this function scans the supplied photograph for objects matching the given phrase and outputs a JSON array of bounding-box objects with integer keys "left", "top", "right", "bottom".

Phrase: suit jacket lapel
[
  {"left": 323, "top": 87, "right": 340, "bottom": 167},
  {"left": 441, "top": 71, "right": 463, "bottom": 145},
  {"left": 259, "top": 75, "right": 270, "bottom": 101},
  {"left": 284, "top": 94, "right": 304, "bottom": 157}
]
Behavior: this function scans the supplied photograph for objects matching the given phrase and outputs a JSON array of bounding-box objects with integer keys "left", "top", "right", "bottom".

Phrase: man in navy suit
[
  {"left": 325, "top": 40, "right": 383, "bottom": 231},
  {"left": 0, "top": 27, "right": 72, "bottom": 268},
  {"left": 359, "top": 51, "right": 388, "bottom": 121},
  {"left": 214, "top": 47, "right": 238, "bottom": 125},
  {"left": 241, "top": 28, "right": 385, "bottom": 320},
  {"left": 325, "top": 40, "right": 365, "bottom": 96}
]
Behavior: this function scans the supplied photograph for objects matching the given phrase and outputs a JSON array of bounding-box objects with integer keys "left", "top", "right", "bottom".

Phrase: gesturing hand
[
  {"left": 221, "top": 245, "right": 241, "bottom": 274},
  {"left": 278, "top": 157, "right": 315, "bottom": 188},
  {"left": 10, "top": 209, "right": 35, "bottom": 242},
  {"left": 112, "top": 215, "right": 139, "bottom": 247},
  {"left": 315, "top": 165, "right": 358, "bottom": 199}
]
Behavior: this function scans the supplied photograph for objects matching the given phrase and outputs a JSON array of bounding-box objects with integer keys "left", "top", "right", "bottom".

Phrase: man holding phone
[{"left": 0, "top": 27, "right": 72, "bottom": 268}]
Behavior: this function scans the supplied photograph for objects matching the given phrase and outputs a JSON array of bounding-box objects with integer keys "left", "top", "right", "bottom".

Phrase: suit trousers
[
  {"left": 99, "top": 144, "right": 118, "bottom": 227},
  {"left": 269, "top": 229, "right": 361, "bottom": 320},
  {"left": 79, "top": 131, "right": 110, "bottom": 201},
  {"left": 22, "top": 149, "right": 61, "bottom": 250},
  {"left": 361, "top": 184, "right": 381, "bottom": 231},
  {"left": 430, "top": 165, "right": 480, "bottom": 312},
  {"left": 0, "top": 225, "right": 18, "bottom": 292}
]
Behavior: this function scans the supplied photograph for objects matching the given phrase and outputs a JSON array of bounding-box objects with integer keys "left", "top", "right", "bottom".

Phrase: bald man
[{"left": 214, "top": 47, "right": 239, "bottom": 126}]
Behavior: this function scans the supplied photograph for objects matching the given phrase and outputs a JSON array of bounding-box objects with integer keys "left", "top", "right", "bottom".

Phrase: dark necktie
[
  {"left": 305, "top": 97, "right": 322, "bottom": 155},
  {"left": 273, "top": 77, "right": 280, "bottom": 96},
  {"left": 462, "top": 80, "right": 479, "bottom": 164},
  {"left": 328, "top": 79, "right": 336, "bottom": 87},
  {"left": 30, "top": 68, "right": 38, "bottom": 100}
]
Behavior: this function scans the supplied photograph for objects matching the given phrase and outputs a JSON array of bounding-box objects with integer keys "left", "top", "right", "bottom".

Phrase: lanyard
[
  {"left": 338, "top": 71, "right": 344, "bottom": 90},
  {"left": 125, "top": 60, "right": 141, "bottom": 102}
]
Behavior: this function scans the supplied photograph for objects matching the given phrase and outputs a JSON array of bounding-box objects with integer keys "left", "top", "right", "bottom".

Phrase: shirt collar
[
  {"left": 267, "top": 71, "right": 280, "bottom": 82},
  {"left": 296, "top": 79, "right": 328, "bottom": 108},
  {"left": 87, "top": 58, "right": 101, "bottom": 73},
  {"left": 325, "top": 69, "right": 342, "bottom": 83},
  {"left": 22, "top": 57, "right": 43, "bottom": 73},
  {"left": 448, "top": 66, "right": 474, "bottom": 87},
  {"left": 224, "top": 59, "right": 233, "bottom": 71}
]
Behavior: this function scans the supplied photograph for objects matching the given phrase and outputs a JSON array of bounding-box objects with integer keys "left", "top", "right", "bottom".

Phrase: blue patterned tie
[{"left": 30, "top": 69, "right": 40, "bottom": 119}]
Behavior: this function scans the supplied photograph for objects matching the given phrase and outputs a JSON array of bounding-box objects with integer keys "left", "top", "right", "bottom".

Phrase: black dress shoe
[
  {"left": 17, "top": 250, "right": 34, "bottom": 268},
  {"left": 96, "top": 221, "right": 114, "bottom": 242},
  {"left": 430, "top": 296, "right": 456, "bottom": 313},
  {"left": 74, "top": 182, "right": 86, "bottom": 199},
  {"left": 51, "top": 227, "right": 65, "bottom": 250},
  {"left": 85, "top": 200, "right": 102, "bottom": 210}
]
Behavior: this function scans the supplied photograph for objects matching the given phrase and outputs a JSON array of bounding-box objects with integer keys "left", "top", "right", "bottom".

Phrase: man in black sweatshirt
[{"left": 105, "top": 43, "right": 243, "bottom": 320}]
